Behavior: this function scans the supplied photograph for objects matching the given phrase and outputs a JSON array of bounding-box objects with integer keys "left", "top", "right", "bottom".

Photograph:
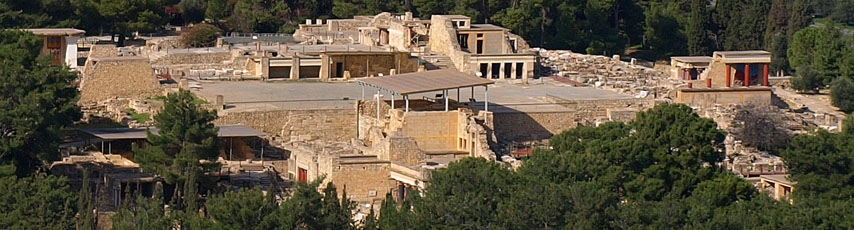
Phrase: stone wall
[
  {"left": 151, "top": 51, "right": 232, "bottom": 66},
  {"left": 401, "top": 111, "right": 458, "bottom": 151},
  {"left": 385, "top": 137, "right": 426, "bottom": 166},
  {"left": 215, "top": 108, "right": 357, "bottom": 141},
  {"left": 329, "top": 52, "right": 419, "bottom": 78},
  {"left": 79, "top": 57, "right": 161, "bottom": 104},
  {"left": 330, "top": 161, "right": 394, "bottom": 204},
  {"left": 428, "top": 16, "right": 470, "bottom": 71},
  {"left": 494, "top": 98, "right": 654, "bottom": 142},
  {"left": 677, "top": 88, "right": 772, "bottom": 108},
  {"left": 327, "top": 19, "right": 370, "bottom": 32}
]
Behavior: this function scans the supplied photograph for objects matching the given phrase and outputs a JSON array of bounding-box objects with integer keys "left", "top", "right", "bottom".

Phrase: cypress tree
[{"left": 687, "top": 0, "right": 711, "bottom": 56}]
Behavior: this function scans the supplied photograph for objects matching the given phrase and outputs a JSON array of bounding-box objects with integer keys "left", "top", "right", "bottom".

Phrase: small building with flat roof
[
  {"left": 758, "top": 174, "right": 797, "bottom": 201},
  {"left": 22, "top": 28, "right": 85, "bottom": 68}
]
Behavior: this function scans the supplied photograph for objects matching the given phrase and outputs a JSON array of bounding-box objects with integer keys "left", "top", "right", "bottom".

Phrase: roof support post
[
  {"left": 444, "top": 89, "right": 449, "bottom": 112},
  {"left": 457, "top": 88, "right": 460, "bottom": 103},
  {"left": 471, "top": 87, "right": 474, "bottom": 100},
  {"left": 405, "top": 95, "right": 409, "bottom": 112},
  {"left": 391, "top": 93, "right": 395, "bottom": 110},
  {"left": 484, "top": 85, "right": 488, "bottom": 112},
  {"left": 376, "top": 90, "right": 381, "bottom": 120},
  {"left": 361, "top": 83, "right": 365, "bottom": 100}
]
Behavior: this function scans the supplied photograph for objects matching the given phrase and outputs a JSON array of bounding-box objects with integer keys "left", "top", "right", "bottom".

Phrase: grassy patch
[
  {"left": 147, "top": 94, "right": 208, "bottom": 104},
  {"left": 813, "top": 18, "right": 854, "bottom": 30},
  {"left": 127, "top": 108, "right": 151, "bottom": 123}
]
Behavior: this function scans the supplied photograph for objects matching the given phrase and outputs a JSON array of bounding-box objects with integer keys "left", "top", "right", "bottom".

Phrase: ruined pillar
[
  {"left": 290, "top": 55, "right": 300, "bottom": 80},
  {"left": 763, "top": 64, "right": 770, "bottom": 86},
  {"left": 215, "top": 95, "right": 224, "bottom": 111},
  {"left": 499, "top": 63, "right": 506, "bottom": 80},
  {"left": 726, "top": 64, "right": 731, "bottom": 87},
  {"left": 261, "top": 56, "right": 270, "bottom": 81},
  {"left": 744, "top": 64, "right": 751, "bottom": 87},
  {"left": 319, "top": 54, "right": 330, "bottom": 81}
]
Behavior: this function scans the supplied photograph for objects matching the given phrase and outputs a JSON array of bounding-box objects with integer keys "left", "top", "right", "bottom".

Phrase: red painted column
[
  {"left": 744, "top": 64, "right": 751, "bottom": 87},
  {"left": 726, "top": 64, "right": 731, "bottom": 87},
  {"left": 763, "top": 64, "right": 770, "bottom": 86}
]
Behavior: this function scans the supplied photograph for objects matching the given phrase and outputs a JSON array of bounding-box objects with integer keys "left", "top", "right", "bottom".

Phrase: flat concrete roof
[
  {"left": 23, "top": 28, "right": 85, "bottom": 36},
  {"left": 714, "top": 50, "right": 772, "bottom": 64},
  {"left": 358, "top": 70, "right": 494, "bottom": 95},
  {"left": 714, "top": 50, "right": 772, "bottom": 56},
  {"left": 82, "top": 125, "right": 267, "bottom": 140},
  {"left": 761, "top": 174, "right": 796, "bottom": 185},
  {"left": 460, "top": 24, "right": 508, "bottom": 31},
  {"left": 671, "top": 56, "right": 712, "bottom": 64},
  {"left": 439, "top": 15, "right": 471, "bottom": 19}
]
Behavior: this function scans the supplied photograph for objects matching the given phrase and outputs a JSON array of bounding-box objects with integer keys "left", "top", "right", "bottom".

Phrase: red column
[
  {"left": 744, "top": 64, "right": 751, "bottom": 87},
  {"left": 763, "top": 64, "right": 769, "bottom": 86},
  {"left": 726, "top": 64, "right": 731, "bottom": 87}
]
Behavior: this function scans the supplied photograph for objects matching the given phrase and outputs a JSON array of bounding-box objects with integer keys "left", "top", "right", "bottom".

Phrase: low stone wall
[
  {"left": 152, "top": 51, "right": 232, "bottom": 66},
  {"left": 215, "top": 108, "right": 357, "bottom": 141},
  {"left": 677, "top": 88, "right": 772, "bottom": 108}
]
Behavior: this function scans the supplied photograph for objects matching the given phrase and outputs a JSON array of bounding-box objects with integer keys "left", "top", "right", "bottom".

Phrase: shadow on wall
[{"left": 488, "top": 104, "right": 558, "bottom": 143}]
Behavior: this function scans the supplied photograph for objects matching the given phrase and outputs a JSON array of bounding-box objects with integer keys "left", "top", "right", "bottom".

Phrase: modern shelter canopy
[
  {"left": 82, "top": 125, "right": 267, "bottom": 140},
  {"left": 357, "top": 69, "right": 494, "bottom": 96},
  {"left": 356, "top": 70, "right": 494, "bottom": 113}
]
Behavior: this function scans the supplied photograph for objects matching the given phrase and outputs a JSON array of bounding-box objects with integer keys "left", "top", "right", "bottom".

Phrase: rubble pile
[{"left": 537, "top": 49, "right": 674, "bottom": 99}]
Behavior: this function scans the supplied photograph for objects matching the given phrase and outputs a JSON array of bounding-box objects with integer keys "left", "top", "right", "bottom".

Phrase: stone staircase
[{"left": 416, "top": 53, "right": 457, "bottom": 70}]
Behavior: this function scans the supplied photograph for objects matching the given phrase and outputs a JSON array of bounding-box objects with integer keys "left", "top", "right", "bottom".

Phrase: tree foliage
[
  {"left": 831, "top": 77, "right": 854, "bottom": 113},
  {"left": 134, "top": 89, "right": 219, "bottom": 211},
  {"left": 0, "top": 30, "right": 81, "bottom": 176},
  {"left": 0, "top": 165, "right": 77, "bottom": 229},
  {"left": 180, "top": 23, "right": 221, "bottom": 48},
  {"left": 731, "top": 103, "right": 792, "bottom": 153}
]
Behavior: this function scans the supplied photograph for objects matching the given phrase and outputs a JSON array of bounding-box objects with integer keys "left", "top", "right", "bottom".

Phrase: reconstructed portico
[{"left": 713, "top": 51, "right": 772, "bottom": 87}]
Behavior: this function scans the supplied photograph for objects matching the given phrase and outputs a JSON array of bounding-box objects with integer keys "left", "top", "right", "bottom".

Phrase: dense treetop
[{"left": 1, "top": 0, "right": 834, "bottom": 67}]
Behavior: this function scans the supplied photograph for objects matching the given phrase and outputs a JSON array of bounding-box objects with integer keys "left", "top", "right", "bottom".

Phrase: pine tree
[
  {"left": 134, "top": 89, "right": 220, "bottom": 211},
  {"left": 76, "top": 171, "right": 95, "bottom": 230},
  {"left": 0, "top": 30, "right": 81, "bottom": 177},
  {"left": 765, "top": 0, "right": 790, "bottom": 73}
]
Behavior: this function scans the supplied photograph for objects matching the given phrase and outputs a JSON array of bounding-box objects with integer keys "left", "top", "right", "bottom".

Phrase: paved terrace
[{"left": 193, "top": 77, "right": 632, "bottom": 113}]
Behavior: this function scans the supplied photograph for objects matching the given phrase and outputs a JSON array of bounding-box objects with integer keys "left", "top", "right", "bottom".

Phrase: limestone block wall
[
  {"left": 83, "top": 44, "right": 117, "bottom": 74},
  {"left": 330, "top": 162, "right": 394, "bottom": 204},
  {"left": 151, "top": 52, "right": 232, "bottom": 66},
  {"left": 401, "top": 111, "right": 458, "bottom": 151},
  {"left": 677, "top": 89, "right": 772, "bottom": 108},
  {"left": 327, "top": 19, "right": 370, "bottom": 32},
  {"left": 79, "top": 58, "right": 161, "bottom": 104},
  {"left": 215, "top": 109, "right": 357, "bottom": 141},
  {"left": 385, "top": 136, "right": 426, "bottom": 166},
  {"left": 494, "top": 98, "right": 654, "bottom": 142}
]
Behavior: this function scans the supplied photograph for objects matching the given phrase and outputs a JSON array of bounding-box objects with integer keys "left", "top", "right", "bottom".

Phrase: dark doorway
[
  {"left": 504, "top": 62, "right": 512, "bottom": 79},
  {"left": 491, "top": 63, "right": 500, "bottom": 79},
  {"left": 515, "top": 63, "right": 524, "bottom": 79},
  {"left": 335, "top": 62, "right": 344, "bottom": 77},
  {"left": 480, "top": 63, "right": 488, "bottom": 78},
  {"left": 476, "top": 40, "right": 484, "bottom": 54}
]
